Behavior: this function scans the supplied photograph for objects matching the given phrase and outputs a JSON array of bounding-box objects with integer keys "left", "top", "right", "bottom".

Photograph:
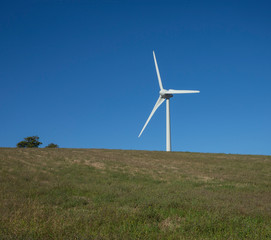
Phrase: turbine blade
[
  {"left": 138, "top": 96, "right": 165, "bottom": 137},
  {"left": 153, "top": 51, "right": 164, "bottom": 90},
  {"left": 166, "top": 89, "right": 200, "bottom": 94}
]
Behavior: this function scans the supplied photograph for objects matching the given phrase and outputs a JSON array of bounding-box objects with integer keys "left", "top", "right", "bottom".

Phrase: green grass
[{"left": 0, "top": 148, "right": 270, "bottom": 239}]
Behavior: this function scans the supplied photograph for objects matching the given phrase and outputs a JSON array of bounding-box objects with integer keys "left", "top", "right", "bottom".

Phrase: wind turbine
[{"left": 138, "top": 51, "right": 200, "bottom": 152}]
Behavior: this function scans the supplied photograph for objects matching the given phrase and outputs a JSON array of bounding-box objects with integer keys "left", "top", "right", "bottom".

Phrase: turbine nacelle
[{"left": 160, "top": 89, "right": 173, "bottom": 99}]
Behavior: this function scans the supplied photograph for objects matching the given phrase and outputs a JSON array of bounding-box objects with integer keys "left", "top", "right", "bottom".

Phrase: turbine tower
[{"left": 138, "top": 51, "right": 200, "bottom": 152}]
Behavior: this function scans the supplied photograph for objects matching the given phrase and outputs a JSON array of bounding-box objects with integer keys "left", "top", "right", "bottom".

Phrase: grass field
[{"left": 0, "top": 148, "right": 270, "bottom": 239}]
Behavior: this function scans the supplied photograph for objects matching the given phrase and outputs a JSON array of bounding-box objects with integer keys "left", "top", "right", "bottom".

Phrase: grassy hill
[{"left": 0, "top": 148, "right": 270, "bottom": 239}]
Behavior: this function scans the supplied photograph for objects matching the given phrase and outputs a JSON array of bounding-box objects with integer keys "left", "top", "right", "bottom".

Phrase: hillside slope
[{"left": 0, "top": 148, "right": 270, "bottom": 239}]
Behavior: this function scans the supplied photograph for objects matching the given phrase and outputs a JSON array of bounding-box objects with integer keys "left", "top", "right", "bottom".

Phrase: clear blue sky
[{"left": 1, "top": 0, "right": 270, "bottom": 155}]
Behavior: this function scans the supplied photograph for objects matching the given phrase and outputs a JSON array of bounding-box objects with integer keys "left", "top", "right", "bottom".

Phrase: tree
[
  {"left": 45, "top": 143, "right": 59, "bottom": 148},
  {"left": 16, "top": 136, "right": 42, "bottom": 148}
]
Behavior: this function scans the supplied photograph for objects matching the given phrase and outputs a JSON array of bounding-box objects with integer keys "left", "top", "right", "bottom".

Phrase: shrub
[{"left": 45, "top": 143, "right": 59, "bottom": 148}]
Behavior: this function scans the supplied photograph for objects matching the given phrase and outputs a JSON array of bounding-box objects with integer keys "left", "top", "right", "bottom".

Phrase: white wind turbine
[{"left": 138, "top": 51, "right": 200, "bottom": 152}]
